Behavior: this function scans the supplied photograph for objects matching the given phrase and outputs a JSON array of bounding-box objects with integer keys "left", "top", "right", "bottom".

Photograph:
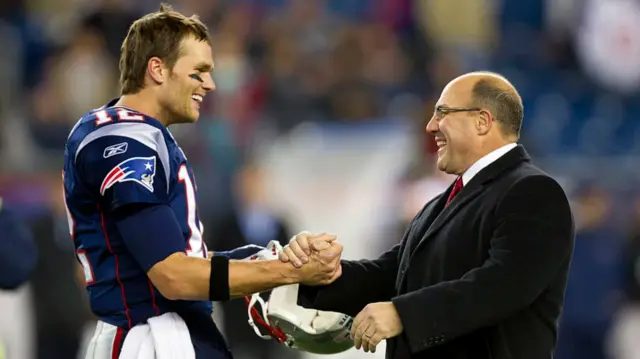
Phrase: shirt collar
[{"left": 461, "top": 143, "right": 517, "bottom": 186}]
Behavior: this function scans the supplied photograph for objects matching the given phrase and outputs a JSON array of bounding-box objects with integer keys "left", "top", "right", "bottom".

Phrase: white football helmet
[{"left": 244, "top": 241, "right": 354, "bottom": 354}]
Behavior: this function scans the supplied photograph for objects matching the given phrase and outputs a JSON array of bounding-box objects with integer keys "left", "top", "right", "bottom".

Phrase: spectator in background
[
  {"left": 0, "top": 197, "right": 37, "bottom": 289},
  {"left": 0, "top": 197, "right": 38, "bottom": 359},
  {"left": 81, "top": 0, "right": 142, "bottom": 60},
  {"left": 622, "top": 196, "right": 640, "bottom": 304},
  {"left": 555, "top": 185, "right": 626, "bottom": 359},
  {"left": 206, "top": 162, "right": 298, "bottom": 359},
  {"left": 28, "top": 22, "right": 116, "bottom": 153},
  {"left": 28, "top": 180, "right": 93, "bottom": 359},
  {"left": 607, "top": 196, "right": 640, "bottom": 359}
]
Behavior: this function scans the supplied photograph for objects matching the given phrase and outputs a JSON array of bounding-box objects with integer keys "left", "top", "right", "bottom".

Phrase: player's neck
[{"left": 115, "top": 94, "right": 171, "bottom": 127}]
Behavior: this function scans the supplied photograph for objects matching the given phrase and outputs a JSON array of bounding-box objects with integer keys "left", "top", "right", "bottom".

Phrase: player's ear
[{"left": 147, "top": 57, "right": 166, "bottom": 85}]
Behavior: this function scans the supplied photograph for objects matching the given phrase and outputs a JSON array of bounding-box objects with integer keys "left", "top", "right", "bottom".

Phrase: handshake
[{"left": 280, "top": 232, "right": 344, "bottom": 286}]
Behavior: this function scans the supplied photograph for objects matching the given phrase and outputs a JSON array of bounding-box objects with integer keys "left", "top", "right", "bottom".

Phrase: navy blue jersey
[{"left": 63, "top": 100, "right": 211, "bottom": 329}]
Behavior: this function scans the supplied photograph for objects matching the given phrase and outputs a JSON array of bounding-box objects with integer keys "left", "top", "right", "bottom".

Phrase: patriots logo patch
[{"left": 100, "top": 156, "right": 157, "bottom": 195}]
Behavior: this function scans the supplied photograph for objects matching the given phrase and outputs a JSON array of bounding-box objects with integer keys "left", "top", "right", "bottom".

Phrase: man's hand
[
  {"left": 295, "top": 239, "right": 343, "bottom": 286},
  {"left": 279, "top": 231, "right": 337, "bottom": 267},
  {"left": 351, "top": 302, "right": 404, "bottom": 353}
]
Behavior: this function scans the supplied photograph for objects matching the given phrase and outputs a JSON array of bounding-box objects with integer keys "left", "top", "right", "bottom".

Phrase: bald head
[
  {"left": 451, "top": 72, "right": 524, "bottom": 137},
  {"left": 427, "top": 71, "right": 523, "bottom": 175}
]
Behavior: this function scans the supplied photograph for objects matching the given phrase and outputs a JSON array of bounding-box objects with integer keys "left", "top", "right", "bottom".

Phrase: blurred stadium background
[{"left": 1, "top": 0, "right": 640, "bottom": 358}]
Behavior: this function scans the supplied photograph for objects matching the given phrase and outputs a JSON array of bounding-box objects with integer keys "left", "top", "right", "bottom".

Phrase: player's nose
[
  {"left": 201, "top": 72, "right": 215, "bottom": 92},
  {"left": 426, "top": 115, "right": 438, "bottom": 134}
]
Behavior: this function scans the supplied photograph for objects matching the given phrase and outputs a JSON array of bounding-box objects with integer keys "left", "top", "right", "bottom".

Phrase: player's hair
[
  {"left": 470, "top": 73, "right": 524, "bottom": 137},
  {"left": 119, "top": 3, "right": 211, "bottom": 95}
]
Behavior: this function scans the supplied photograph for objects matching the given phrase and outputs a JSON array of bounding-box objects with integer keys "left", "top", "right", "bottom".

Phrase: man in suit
[{"left": 280, "top": 71, "right": 575, "bottom": 359}]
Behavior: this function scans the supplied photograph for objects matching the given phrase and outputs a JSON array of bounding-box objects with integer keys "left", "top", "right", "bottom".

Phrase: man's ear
[
  {"left": 147, "top": 57, "right": 166, "bottom": 85},
  {"left": 476, "top": 109, "right": 493, "bottom": 136}
]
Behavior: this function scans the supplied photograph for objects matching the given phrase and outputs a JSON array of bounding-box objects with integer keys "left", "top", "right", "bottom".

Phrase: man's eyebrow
[{"left": 194, "top": 63, "right": 213, "bottom": 72}]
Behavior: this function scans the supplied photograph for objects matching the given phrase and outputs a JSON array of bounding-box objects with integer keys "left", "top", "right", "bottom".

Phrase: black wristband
[{"left": 209, "top": 255, "right": 230, "bottom": 301}]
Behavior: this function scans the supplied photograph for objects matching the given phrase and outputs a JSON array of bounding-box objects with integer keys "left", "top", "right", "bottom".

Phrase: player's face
[
  {"left": 426, "top": 79, "right": 478, "bottom": 175},
  {"left": 163, "top": 36, "right": 215, "bottom": 124}
]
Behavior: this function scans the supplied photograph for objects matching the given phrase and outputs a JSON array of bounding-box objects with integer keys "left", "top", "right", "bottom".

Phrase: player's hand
[
  {"left": 296, "top": 240, "right": 343, "bottom": 286},
  {"left": 351, "top": 302, "right": 403, "bottom": 353},
  {"left": 279, "top": 231, "right": 337, "bottom": 267}
]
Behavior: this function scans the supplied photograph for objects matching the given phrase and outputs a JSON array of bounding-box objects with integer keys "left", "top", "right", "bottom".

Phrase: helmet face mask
[{"left": 244, "top": 241, "right": 355, "bottom": 355}]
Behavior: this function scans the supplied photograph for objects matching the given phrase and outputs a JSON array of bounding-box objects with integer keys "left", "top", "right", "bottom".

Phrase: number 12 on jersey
[
  {"left": 178, "top": 164, "right": 206, "bottom": 258},
  {"left": 62, "top": 170, "right": 95, "bottom": 284}
]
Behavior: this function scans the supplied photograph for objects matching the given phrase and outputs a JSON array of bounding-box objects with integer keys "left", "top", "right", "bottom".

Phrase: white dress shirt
[{"left": 461, "top": 143, "right": 517, "bottom": 186}]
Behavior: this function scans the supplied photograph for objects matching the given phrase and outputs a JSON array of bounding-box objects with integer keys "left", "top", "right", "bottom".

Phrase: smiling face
[
  {"left": 426, "top": 77, "right": 482, "bottom": 175},
  {"left": 159, "top": 36, "right": 215, "bottom": 124},
  {"left": 426, "top": 72, "right": 523, "bottom": 175}
]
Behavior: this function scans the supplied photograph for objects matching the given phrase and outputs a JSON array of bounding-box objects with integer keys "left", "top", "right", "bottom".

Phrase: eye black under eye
[{"left": 189, "top": 73, "right": 204, "bottom": 82}]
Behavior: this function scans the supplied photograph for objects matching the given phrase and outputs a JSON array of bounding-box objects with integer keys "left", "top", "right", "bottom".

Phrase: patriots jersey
[{"left": 63, "top": 100, "right": 210, "bottom": 329}]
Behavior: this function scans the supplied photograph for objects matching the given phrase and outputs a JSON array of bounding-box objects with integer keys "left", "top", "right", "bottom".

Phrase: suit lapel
[
  {"left": 410, "top": 193, "right": 448, "bottom": 246},
  {"left": 406, "top": 145, "right": 532, "bottom": 263},
  {"left": 422, "top": 183, "right": 484, "bottom": 243}
]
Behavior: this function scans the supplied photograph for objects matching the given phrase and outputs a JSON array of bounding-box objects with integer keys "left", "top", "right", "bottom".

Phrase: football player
[{"left": 62, "top": 4, "right": 342, "bottom": 358}]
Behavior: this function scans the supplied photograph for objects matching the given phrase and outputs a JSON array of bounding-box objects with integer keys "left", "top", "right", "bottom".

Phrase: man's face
[
  {"left": 426, "top": 79, "right": 479, "bottom": 175},
  {"left": 162, "top": 36, "right": 215, "bottom": 124}
]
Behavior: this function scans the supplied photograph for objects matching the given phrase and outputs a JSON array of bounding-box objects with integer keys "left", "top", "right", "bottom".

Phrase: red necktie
[{"left": 445, "top": 177, "right": 463, "bottom": 206}]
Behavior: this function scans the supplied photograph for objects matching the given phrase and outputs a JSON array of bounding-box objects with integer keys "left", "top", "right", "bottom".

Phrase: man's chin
[
  {"left": 176, "top": 111, "right": 199, "bottom": 124},
  {"left": 187, "top": 109, "right": 200, "bottom": 122}
]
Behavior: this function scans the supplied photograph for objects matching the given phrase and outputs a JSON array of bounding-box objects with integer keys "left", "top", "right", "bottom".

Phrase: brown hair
[
  {"left": 119, "top": 3, "right": 211, "bottom": 95},
  {"left": 471, "top": 73, "right": 524, "bottom": 137}
]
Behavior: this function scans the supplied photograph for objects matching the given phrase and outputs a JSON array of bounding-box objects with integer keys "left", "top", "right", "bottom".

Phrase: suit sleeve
[
  {"left": 391, "top": 175, "right": 575, "bottom": 353},
  {"left": 75, "top": 126, "right": 170, "bottom": 212},
  {"left": 298, "top": 244, "right": 402, "bottom": 317},
  {"left": 297, "top": 197, "right": 437, "bottom": 317}
]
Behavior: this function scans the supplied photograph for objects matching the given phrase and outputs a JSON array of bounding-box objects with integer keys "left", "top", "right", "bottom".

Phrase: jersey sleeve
[{"left": 75, "top": 123, "right": 171, "bottom": 212}]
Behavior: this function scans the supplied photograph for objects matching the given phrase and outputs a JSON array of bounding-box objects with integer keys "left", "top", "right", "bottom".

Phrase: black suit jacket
[{"left": 299, "top": 145, "right": 575, "bottom": 359}]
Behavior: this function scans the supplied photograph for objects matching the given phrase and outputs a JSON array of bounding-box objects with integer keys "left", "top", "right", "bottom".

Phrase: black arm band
[{"left": 209, "top": 255, "right": 230, "bottom": 301}]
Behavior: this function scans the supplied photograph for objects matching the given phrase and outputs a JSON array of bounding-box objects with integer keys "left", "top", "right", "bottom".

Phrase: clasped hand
[
  {"left": 279, "top": 231, "right": 404, "bottom": 354},
  {"left": 279, "top": 231, "right": 343, "bottom": 286}
]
